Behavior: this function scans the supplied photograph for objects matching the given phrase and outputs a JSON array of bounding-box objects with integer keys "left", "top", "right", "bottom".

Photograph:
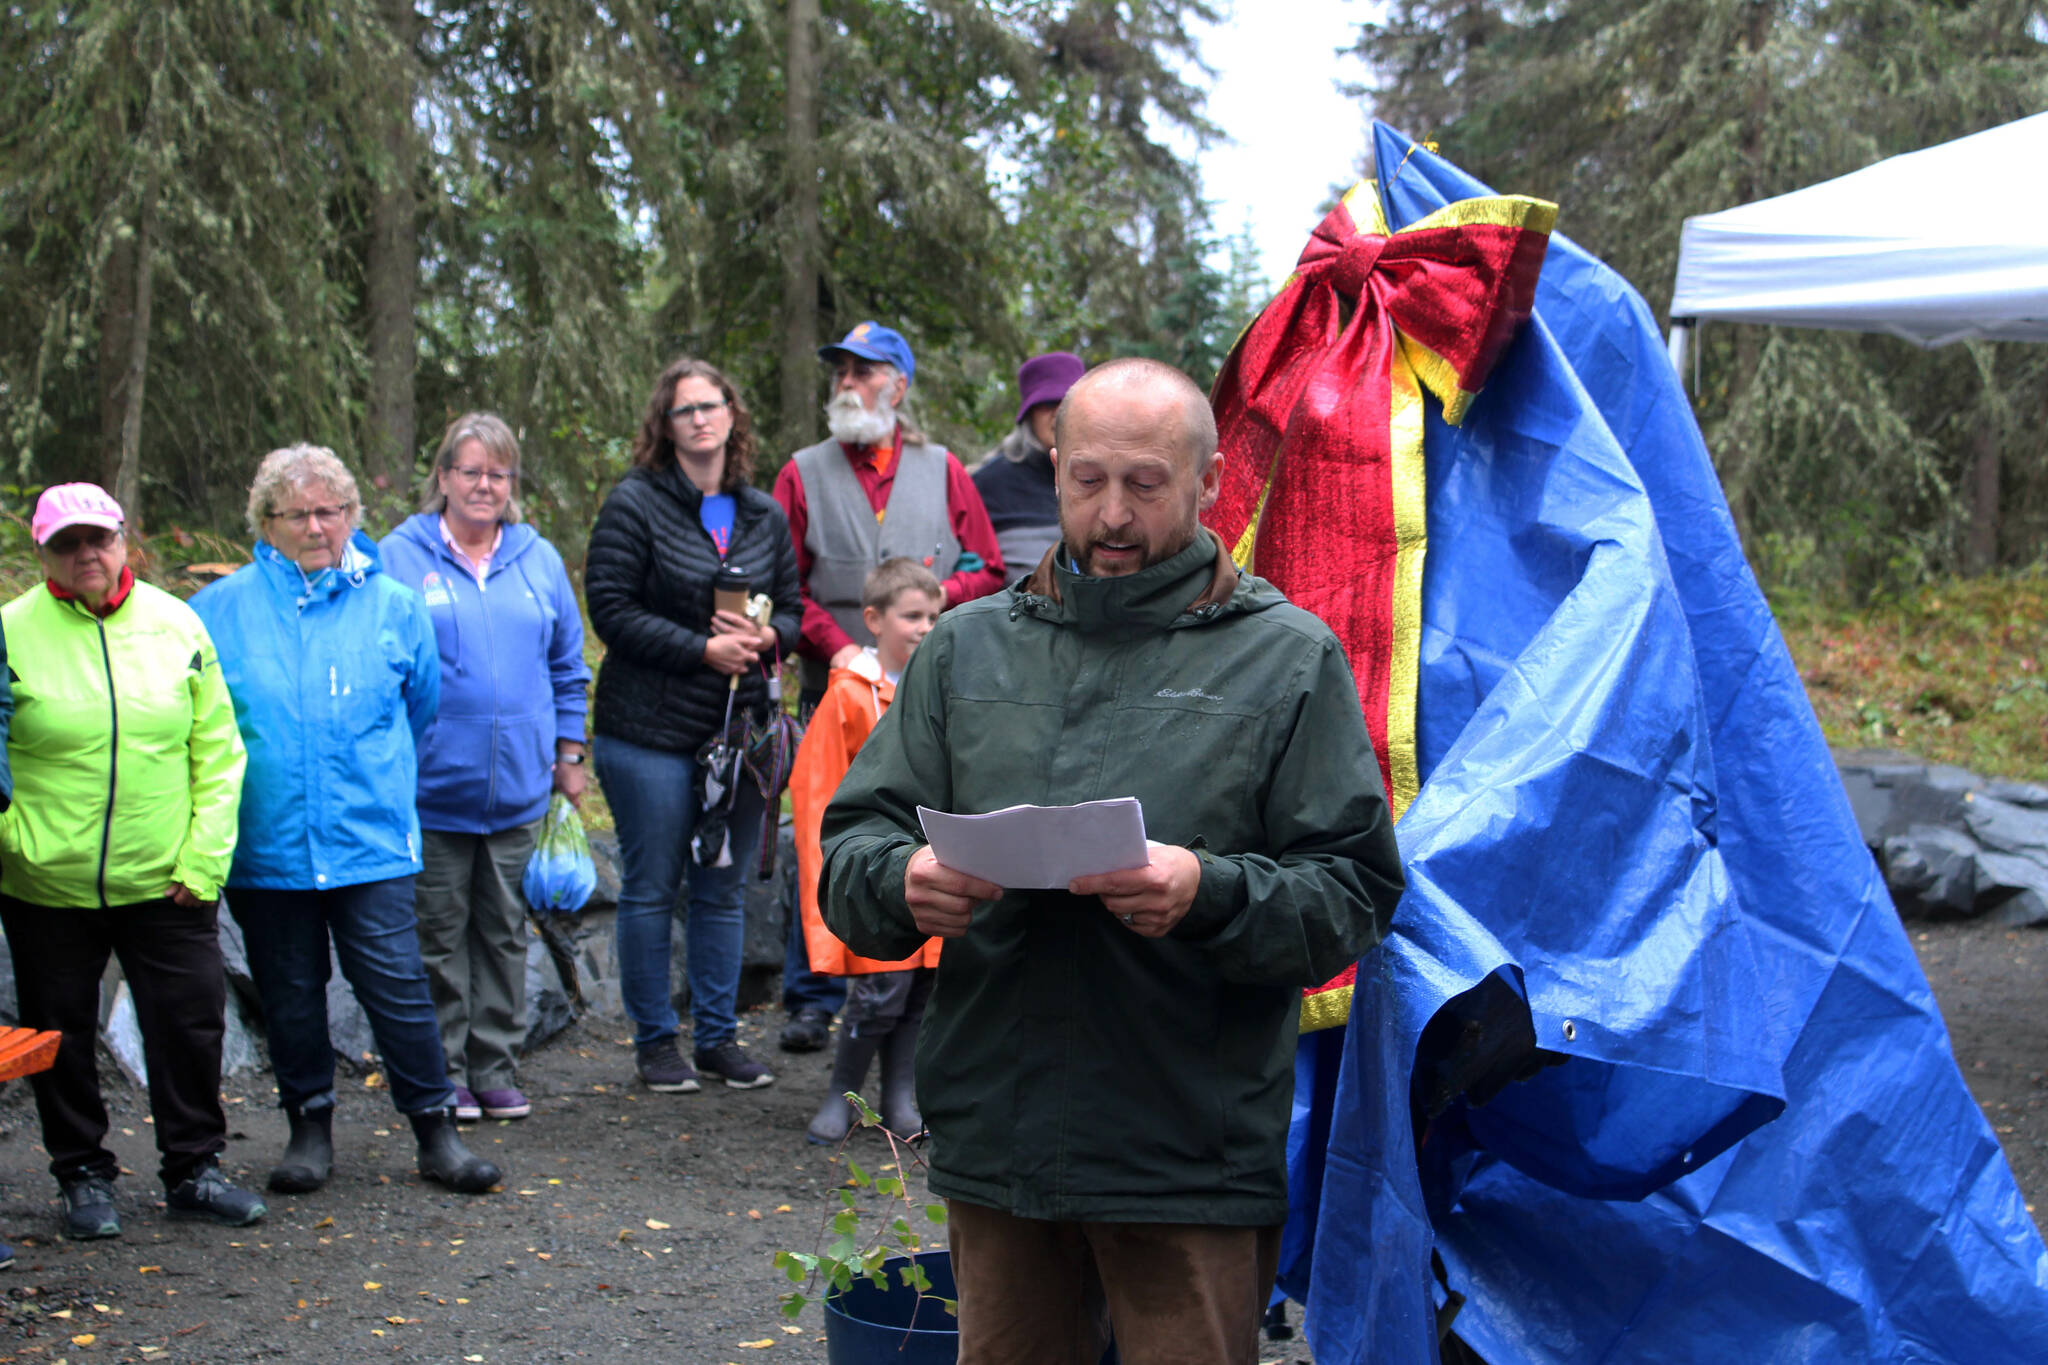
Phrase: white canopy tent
[{"left": 1667, "top": 112, "right": 2048, "bottom": 375}]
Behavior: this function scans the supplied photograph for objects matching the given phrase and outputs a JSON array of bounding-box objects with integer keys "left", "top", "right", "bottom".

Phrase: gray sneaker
[
  {"left": 59, "top": 1173, "right": 120, "bottom": 1240},
  {"left": 695, "top": 1039, "right": 775, "bottom": 1090},
  {"left": 636, "top": 1037, "right": 701, "bottom": 1094}
]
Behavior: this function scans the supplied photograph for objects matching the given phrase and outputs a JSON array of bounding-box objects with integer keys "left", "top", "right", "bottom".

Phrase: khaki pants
[
  {"left": 947, "top": 1198, "right": 1282, "bottom": 1365},
  {"left": 415, "top": 824, "right": 538, "bottom": 1089}
]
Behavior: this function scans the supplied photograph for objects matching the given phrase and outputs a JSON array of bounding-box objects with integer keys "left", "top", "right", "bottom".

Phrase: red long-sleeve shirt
[{"left": 771, "top": 429, "right": 1007, "bottom": 664}]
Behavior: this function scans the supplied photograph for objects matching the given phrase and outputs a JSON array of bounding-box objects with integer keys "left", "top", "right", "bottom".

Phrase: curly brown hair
[{"left": 632, "top": 356, "right": 756, "bottom": 492}]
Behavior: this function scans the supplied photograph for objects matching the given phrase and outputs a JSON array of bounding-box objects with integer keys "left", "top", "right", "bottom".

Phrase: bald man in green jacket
[{"left": 822, "top": 359, "right": 1406, "bottom": 1365}]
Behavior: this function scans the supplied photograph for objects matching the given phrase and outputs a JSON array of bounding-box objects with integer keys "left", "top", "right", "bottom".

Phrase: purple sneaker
[
  {"left": 451, "top": 1085, "right": 482, "bottom": 1123},
  {"left": 475, "top": 1087, "right": 531, "bottom": 1120}
]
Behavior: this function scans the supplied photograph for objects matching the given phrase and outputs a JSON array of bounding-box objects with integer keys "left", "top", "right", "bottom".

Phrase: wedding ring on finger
[{"left": 1120, "top": 914, "right": 1135, "bottom": 925}]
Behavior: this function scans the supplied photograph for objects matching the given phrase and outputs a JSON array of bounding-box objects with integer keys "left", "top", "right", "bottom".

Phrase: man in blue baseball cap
[{"left": 769, "top": 320, "right": 1005, "bottom": 1054}]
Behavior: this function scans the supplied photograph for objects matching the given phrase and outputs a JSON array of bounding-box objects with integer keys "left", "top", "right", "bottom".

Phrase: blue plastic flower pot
[
  {"left": 822, "top": 1250, "right": 1120, "bottom": 1364},
  {"left": 823, "top": 1249, "right": 959, "bottom": 1363}
]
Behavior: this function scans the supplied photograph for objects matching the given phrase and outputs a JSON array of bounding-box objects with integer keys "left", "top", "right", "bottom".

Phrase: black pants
[{"left": 0, "top": 894, "right": 228, "bottom": 1188}]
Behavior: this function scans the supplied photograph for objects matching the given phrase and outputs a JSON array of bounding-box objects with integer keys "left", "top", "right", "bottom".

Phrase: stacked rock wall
[{"left": 1836, "top": 749, "right": 2048, "bottom": 925}]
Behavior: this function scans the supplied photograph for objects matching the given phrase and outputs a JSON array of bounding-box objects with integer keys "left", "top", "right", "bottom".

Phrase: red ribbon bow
[{"left": 1205, "top": 181, "right": 1555, "bottom": 1031}]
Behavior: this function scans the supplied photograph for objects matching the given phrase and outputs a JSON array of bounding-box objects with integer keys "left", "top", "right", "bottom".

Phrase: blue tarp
[{"left": 1287, "top": 125, "right": 2048, "bottom": 1364}]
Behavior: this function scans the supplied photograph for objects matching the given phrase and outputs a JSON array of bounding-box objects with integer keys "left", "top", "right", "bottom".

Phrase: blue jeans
[
  {"left": 228, "top": 878, "right": 456, "bottom": 1116},
  {"left": 595, "top": 733, "right": 765, "bottom": 1050},
  {"left": 782, "top": 872, "right": 846, "bottom": 1015}
]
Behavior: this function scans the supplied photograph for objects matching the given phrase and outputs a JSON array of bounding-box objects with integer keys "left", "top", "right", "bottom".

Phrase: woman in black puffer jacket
[{"left": 586, "top": 357, "right": 800, "bottom": 1096}]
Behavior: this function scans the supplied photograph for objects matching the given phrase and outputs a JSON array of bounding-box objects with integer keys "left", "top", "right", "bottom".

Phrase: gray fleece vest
[{"left": 792, "top": 436, "right": 959, "bottom": 694}]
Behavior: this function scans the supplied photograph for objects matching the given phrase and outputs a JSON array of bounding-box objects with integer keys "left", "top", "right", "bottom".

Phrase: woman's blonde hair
[
  {"left": 245, "top": 444, "right": 361, "bottom": 540},
  {"left": 422, "top": 411, "right": 524, "bottom": 524}
]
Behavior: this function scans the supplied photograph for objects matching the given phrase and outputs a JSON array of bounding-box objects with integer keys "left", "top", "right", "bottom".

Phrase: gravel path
[{"left": 1, "top": 916, "right": 2037, "bottom": 1364}]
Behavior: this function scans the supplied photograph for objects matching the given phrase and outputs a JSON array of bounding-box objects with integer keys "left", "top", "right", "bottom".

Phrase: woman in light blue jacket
[
  {"left": 192, "top": 443, "right": 501, "bottom": 1200},
  {"left": 380, "top": 413, "right": 590, "bottom": 1125}
]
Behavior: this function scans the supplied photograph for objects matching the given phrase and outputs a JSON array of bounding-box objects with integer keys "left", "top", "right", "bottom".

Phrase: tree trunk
[
  {"left": 107, "top": 167, "right": 157, "bottom": 529},
  {"left": 1965, "top": 424, "right": 2000, "bottom": 575},
  {"left": 1714, "top": 0, "right": 1776, "bottom": 554},
  {"left": 98, "top": 230, "right": 137, "bottom": 489},
  {"left": 777, "top": 0, "right": 823, "bottom": 458},
  {"left": 363, "top": 0, "right": 421, "bottom": 500}
]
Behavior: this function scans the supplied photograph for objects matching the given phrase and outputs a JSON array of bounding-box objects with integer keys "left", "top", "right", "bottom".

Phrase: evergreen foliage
[
  {"left": 1352, "top": 0, "right": 2048, "bottom": 596},
  {"left": 0, "top": 0, "right": 1245, "bottom": 558}
]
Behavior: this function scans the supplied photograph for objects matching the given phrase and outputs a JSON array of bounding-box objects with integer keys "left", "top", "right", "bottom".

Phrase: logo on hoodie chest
[{"left": 420, "top": 571, "right": 454, "bottom": 609}]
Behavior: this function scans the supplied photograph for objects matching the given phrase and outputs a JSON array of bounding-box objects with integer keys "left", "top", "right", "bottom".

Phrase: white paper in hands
[{"left": 915, "top": 798, "right": 1148, "bottom": 890}]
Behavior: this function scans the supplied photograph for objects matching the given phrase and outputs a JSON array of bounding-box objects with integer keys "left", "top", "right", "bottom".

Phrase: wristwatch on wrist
[{"left": 556, "top": 752, "right": 586, "bottom": 766}]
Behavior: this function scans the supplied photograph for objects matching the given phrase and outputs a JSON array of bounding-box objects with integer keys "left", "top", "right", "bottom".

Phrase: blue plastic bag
[{"left": 522, "top": 793, "right": 596, "bottom": 913}]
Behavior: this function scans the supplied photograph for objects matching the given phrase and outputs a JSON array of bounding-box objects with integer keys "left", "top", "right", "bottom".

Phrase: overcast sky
[{"left": 1192, "top": 1, "right": 1376, "bottom": 290}]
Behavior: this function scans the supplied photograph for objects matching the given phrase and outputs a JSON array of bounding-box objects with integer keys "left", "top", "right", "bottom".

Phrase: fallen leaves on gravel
[{"left": 645, "top": 1219, "right": 670, "bottom": 1229}]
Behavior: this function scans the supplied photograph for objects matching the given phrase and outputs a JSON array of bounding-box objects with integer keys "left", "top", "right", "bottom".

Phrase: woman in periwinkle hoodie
[{"left": 380, "top": 413, "right": 591, "bottom": 1125}]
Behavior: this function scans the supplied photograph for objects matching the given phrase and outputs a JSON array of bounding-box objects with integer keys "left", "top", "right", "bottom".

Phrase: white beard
[{"left": 825, "top": 390, "right": 897, "bottom": 447}]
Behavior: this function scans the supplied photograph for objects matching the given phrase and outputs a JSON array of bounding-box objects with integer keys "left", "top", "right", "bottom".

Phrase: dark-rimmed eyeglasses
[
  {"left": 42, "top": 526, "right": 121, "bottom": 556},
  {"left": 666, "top": 400, "right": 729, "bottom": 422}
]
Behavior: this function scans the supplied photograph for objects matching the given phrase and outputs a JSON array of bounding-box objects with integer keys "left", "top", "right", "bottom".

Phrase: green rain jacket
[
  {"left": 0, "top": 581, "right": 246, "bottom": 908},
  {"left": 822, "top": 529, "right": 1405, "bottom": 1225}
]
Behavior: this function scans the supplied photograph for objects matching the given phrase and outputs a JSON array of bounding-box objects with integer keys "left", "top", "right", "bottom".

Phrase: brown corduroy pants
[{"left": 947, "top": 1198, "right": 1283, "bottom": 1365}]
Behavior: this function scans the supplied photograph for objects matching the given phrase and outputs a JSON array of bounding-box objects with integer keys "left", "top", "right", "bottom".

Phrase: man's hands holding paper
[
  {"left": 1071, "top": 843, "right": 1201, "bottom": 938},
  {"left": 905, "top": 846, "right": 1003, "bottom": 938},
  {"left": 905, "top": 840, "right": 1203, "bottom": 940}
]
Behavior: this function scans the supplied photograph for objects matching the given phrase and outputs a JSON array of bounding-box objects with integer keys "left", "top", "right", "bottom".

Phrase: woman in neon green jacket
[{"left": 0, "top": 483, "right": 265, "bottom": 1242}]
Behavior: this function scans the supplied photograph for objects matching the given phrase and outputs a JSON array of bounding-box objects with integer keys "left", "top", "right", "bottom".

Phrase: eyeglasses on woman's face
[
  {"left": 449, "top": 466, "right": 515, "bottom": 487},
  {"left": 667, "top": 399, "right": 729, "bottom": 423},
  {"left": 267, "top": 504, "right": 354, "bottom": 529},
  {"left": 42, "top": 525, "right": 122, "bottom": 557}
]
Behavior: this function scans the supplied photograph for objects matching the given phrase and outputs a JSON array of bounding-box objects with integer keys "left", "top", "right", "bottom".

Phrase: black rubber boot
[
  {"left": 269, "top": 1104, "right": 334, "bottom": 1194},
  {"left": 878, "top": 1020, "right": 922, "bottom": 1138},
  {"left": 410, "top": 1110, "right": 502, "bottom": 1194},
  {"left": 806, "top": 1031, "right": 882, "bottom": 1146}
]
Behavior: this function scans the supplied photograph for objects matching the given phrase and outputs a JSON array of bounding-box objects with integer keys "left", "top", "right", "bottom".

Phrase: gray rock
[
  {"left": 1984, "top": 780, "right": 2048, "bottom": 810},
  {"left": 1966, "top": 793, "right": 2048, "bottom": 862},
  {"left": 1847, "top": 745, "right": 2048, "bottom": 923},
  {"left": 519, "top": 934, "right": 577, "bottom": 1054},
  {"left": 744, "top": 817, "right": 797, "bottom": 970},
  {"left": 326, "top": 950, "right": 380, "bottom": 1074},
  {"left": 221, "top": 990, "right": 265, "bottom": 1075},
  {"left": 104, "top": 980, "right": 150, "bottom": 1087},
  {"left": 586, "top": 829, "right": 622, "bottom": 913},
  {"left": 217, "top": 909, "right": 258, "bottom": 1004},
  {"left": 1881, "top": 826, "right": 1984, "bottom": 919},
  {"left": 555, "top": 814, "right": 797, "bottom": 1027},
  {"left": 1834, "top": 749, "right": 1938, "bottom": 847},
  {"left": 567, "top": 907, "right": 625, "bottom": 1020},
  {"left": 1970, "top": 849, "right": 2048, "bottom": 927}
]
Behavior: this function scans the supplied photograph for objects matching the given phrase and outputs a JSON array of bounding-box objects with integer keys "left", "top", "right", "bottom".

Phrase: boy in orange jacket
[{"left": 792, "top": 559, "right": 944, "bottom": 1144}]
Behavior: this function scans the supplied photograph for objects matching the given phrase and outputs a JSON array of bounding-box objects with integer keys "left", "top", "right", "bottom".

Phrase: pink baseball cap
[{"left": 32, "top": 482, "right": 125, "bottom": 545}]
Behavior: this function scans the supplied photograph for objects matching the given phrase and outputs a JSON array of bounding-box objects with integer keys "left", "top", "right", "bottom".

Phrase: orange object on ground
[
  {"left": 0, "top": 1025, "right": 63, "bottom": 1082},
  {"left": 793, "top": 658, "right": 941, "bottom": 976}
]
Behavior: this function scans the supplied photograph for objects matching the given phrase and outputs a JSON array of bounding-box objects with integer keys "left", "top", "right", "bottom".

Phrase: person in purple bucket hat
[{"left": 971, "top": 350, "right": 1086, "bottom": 578}]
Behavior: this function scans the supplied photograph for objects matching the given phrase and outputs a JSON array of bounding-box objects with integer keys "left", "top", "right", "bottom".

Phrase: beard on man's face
[
  {"left": 1058, "top": 502, "right": 1202, "bottom": 578},
  {"left": 825, "top": 390, "right": 897, "bottom": 447}
]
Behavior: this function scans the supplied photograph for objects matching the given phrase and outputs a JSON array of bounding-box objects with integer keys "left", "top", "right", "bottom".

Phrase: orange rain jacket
[{"left": 793, "top": 655, "right": 941, "bottom": 975}]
